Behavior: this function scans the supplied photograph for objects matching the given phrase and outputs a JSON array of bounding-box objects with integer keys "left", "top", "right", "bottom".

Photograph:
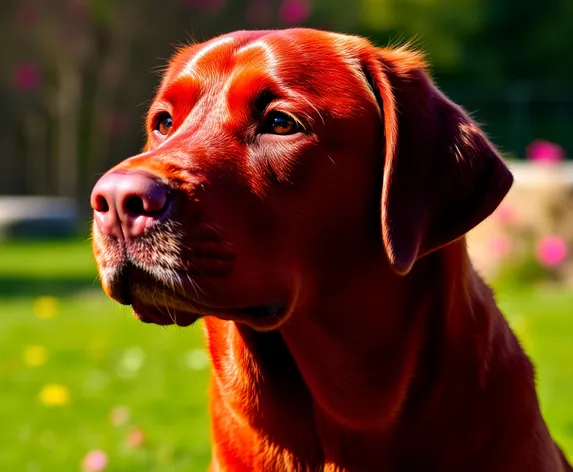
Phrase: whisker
[
  {"left": 167, "top": 292, "right": 179, "bottom": 325},
  {"left": 202, "top": 223, "right": 225, "bottom": 238},
  {"left": 151, "top": 295, "right": 172, "bottom": 323},
  {"left": 186, "top": 272, "right": 205, "bottom": 301}
]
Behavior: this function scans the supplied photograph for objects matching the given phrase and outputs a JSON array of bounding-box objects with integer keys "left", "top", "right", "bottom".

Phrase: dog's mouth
[
  {"left": 103, "top": 263, "right": 289, "bottom": 329},
  {"left": 94, "top": 223, "right": 294, "bottom": 330}
]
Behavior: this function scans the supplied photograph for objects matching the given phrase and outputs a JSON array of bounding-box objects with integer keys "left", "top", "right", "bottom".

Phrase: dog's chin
[
  {"left": 130, "top": 299, "right": 200, "bottom": 327},
  {"left": 130, "top": 294, "right": 289, "bottom": 331},
  {"left": 213, "top": 301, "right": 290, "bottom": 331},
  {"left": 100, "top": 267, "right": 293, "bottom": 331}
]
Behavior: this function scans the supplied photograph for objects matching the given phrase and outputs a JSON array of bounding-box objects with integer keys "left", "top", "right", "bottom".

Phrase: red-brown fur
[{"left": 91, "top": 29, "right": 572, "bottom": 471}]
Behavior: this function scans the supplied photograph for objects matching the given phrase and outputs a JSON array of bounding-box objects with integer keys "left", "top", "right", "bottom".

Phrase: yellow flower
[
  {"left": 33, "top": 296, "right": 59, "bottom": 320},
  {"left": 39, "top": 384, "right": 70, "bottom": 407},
  {"left": 23, "top": 345, "right": 48, "bottom": 367}
]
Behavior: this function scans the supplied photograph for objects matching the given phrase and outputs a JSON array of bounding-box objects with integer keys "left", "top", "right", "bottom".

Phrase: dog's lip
[
  {"left": 210, "top": 302, "right": 287, "bottom": 322},
  {"left": 115, "top": 277, "right": 133, "bottom": 306},
  {"left": 131, "top": 299, "right": 287, "bottom": 328},
  {"left": 131, "top": 298, "right": 200, "bottom": 327},
  {"left": 104, "top": 267, "right": 133, "bottom": 306},
  {"left": 104, "top": 265, "right": 290, "bottom": 328}
]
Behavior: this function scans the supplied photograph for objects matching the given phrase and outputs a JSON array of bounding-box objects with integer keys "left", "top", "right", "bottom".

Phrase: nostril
[
  {"left": 125, "top": 195, "right": 145, "bottom": 215},
  {"left": 93, "top": 194, "right": 110, "bottom": 213},
  {"left": 91, "top": 171, "right": 172, "bottom": 238},
  {"left": 123, "top": 187, "right": 170, "bottom": 217}
]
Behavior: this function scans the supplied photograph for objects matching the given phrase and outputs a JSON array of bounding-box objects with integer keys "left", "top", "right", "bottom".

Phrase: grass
[
  {"left": 0, "top": 239, "right": 572, "bottom": 470},
  {"left": 0, "top": 240, "right": 211, "bottom": 471}
]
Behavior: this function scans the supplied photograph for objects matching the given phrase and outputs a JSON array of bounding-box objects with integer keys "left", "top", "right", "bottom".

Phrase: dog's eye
[
  {"left": 264, "top": 112, "right": 302, "bottom": 135},
  {"left": 155, "top": 114, "right": 173, "bottom": 136}
]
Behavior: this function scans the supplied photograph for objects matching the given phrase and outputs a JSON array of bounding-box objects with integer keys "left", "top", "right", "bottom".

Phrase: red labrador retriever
[{"left": 91, "top": 29, "right": 572, "bottom": 471}]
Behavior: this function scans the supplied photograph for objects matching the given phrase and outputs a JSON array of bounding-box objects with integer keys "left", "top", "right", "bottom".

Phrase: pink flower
[
  {"left": 491, "top": 204, "right": 516, "bottom": 226},
  {"left": 126, "top": 427, "right": 146, "bottom": 448},
  {"left": 82, "top": 450, "right": 108, "bottom": 472},
  {"left": 488, "top": 234, "right": 513, "bottom": 259},
  {"left": 109, "top": 405, "right": 131, "bottom": 427},
  {"left": 12, "top": 62, "right": 40, "bottom": 92},
  {"left": 279, "top": 0, "right": 311, "bottom": 24},
  {"left": 536, "top": 235, "right": 568, "bottom": 268},
  {"left": 526, "top": 140, "right": 566, "bottom": 164}
]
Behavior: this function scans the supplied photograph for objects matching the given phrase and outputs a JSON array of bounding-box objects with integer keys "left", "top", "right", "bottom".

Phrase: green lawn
[{"left": 1, "top": 240, "right": 572, "bottom": 470}]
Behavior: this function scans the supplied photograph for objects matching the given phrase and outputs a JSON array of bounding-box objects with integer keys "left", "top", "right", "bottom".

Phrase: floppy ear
[{"left": 362, "top": 47, "right": 513, "bottom": 275}]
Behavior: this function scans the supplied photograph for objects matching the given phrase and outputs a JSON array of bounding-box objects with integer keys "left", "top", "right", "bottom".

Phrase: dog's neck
[{"left": 204, "top": 239, "right": 534, "bottom": 469}]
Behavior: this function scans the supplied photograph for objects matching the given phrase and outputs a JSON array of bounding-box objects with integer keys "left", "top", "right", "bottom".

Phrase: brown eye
[
  {"left": 155, "top": 114, "right": 173, "bottom": 136},
  {"left": 265, "top": 112, "right": 301, "bottom": 135}
]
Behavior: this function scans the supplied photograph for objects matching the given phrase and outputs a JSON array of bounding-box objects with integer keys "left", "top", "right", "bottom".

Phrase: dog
[{"left": 91, "top": 28, "right": 572, "bottom": 471}]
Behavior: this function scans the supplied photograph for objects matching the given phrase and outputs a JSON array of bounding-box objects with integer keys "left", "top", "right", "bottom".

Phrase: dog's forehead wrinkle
[
  {"left": 178, "top": 36, "right": 235, "bottom": 79},
  {"left": 236, "top": 40, "right": 279, "bottom": 73},
  {"left": 177, "top": 32, "right": 273, "bottom": 82},
  {"left": 171, "top": 34, "right": 372, "bottom": 130}
]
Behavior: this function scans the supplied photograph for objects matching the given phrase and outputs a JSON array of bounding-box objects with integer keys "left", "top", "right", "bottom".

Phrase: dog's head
[{"left": 91, "top": 29, "right": 512, "bottom": 329}]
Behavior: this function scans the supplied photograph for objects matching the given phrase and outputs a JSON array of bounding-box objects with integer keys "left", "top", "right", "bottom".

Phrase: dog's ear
[{"left": 362, "top": 47, "right": 513, "bottom": 275}]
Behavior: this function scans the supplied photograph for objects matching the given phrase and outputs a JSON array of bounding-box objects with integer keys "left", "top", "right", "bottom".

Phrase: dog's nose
[{"left": 91, "top": 170, "right": 171, "bottom": 239}]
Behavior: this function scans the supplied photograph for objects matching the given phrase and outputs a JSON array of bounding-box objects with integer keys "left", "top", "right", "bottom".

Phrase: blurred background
[{"left": 0, "top": 0, "right": 572, "bottom": 470}]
